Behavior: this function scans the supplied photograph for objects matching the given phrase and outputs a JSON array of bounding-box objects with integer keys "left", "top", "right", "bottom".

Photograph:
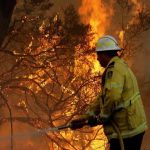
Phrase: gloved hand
[
  {"left": 70, "top": 118, "right": 87, "bottom": 130},
  {"left": 87, "top": 115, "right": 102, "bottom": 127}
]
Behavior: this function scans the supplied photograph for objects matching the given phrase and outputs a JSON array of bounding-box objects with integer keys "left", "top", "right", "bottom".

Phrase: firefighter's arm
[
  {"left": 100, "top": 67, "right": 124, "bottom": 121},
  {"left": 70, "top": 93, "right": 102, "bottom": 130}
]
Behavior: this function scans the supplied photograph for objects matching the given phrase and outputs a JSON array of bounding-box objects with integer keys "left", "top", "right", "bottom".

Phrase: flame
[
  {"left": 79, "top": 0, "right": 114, "bottom": 47},
  {"left": 119, "top": 30, "right": 125, "bottom": 47},
  {"left": 78, "top": 0, "right": 114, "bottom": 75}
]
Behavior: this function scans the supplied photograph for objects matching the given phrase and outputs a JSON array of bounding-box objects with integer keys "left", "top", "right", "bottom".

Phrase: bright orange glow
[
  {"left": 78, "top": 0, "right": 114, "bottom": 75},
  {"left": 79, "top": 0, "right": 114, "bottom": 47},
  {"left": 119, "top": 30, "right": 125, "bottom": 47}
]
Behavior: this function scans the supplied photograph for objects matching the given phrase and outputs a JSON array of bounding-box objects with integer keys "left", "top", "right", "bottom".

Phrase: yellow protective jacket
[{"left": 85, "top": 56, "right": 148, "bottom": 139}]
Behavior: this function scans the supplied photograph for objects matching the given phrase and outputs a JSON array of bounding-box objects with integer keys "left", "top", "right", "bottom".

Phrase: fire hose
[
  {"left": 110, "top": 120, "right": 125, "bottom": 150},
  {"left": 69, "top": 116, "right": 125, "bottom": 150},
  {"left": 0, "top": 118, "right": 124, "bottom": 150},
  {"left": 0, "top": 124, "right": 70, "bottom": 141}
]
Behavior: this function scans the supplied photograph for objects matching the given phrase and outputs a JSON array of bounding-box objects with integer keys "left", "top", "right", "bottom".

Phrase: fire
[
  {"left": 79, "top": 0, "right": 142, "bottom": 49},
  {"left": 78, "top": 0, "right": 114, "bottom": 75},
  {"left": 119, "top": 30, "right": 125, "bottom": 47},
  {"left": 78, "top": 0, "right": 114, "bottom": 47}
]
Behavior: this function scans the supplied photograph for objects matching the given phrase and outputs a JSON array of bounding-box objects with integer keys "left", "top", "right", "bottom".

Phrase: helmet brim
[{"left": 96, "top": 48, "right": 122, "bottom": 52}]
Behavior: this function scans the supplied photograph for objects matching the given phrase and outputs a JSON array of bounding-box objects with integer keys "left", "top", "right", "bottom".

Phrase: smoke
[
  {"left": 0, "top": 122, "right": 49, "bottom": 150},
  {"left": 128, "top": 29, "right": 150, "bottom": 149}
]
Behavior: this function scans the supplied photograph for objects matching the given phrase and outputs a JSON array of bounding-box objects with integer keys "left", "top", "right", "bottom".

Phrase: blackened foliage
[
  {"left": 62, "top": 5, "right": 89, "bottom": 47},
  {"left": 30, "top": 0, "right": 54, "bottom": 9}
]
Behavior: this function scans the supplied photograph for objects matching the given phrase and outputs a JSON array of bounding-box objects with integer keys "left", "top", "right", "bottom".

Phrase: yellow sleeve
[{"left": 100, "top": 67, "right": 124, "bottom": 119}]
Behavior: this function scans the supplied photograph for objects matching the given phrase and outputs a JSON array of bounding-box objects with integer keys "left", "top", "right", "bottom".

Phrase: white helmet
[{"left": 96, "top": 35, "right": 121, "bottom": 52}]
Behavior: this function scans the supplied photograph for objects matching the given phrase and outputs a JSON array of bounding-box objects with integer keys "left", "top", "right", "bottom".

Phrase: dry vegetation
[{"left": 0, "top": 0, "right": 150, "bottom": 149}]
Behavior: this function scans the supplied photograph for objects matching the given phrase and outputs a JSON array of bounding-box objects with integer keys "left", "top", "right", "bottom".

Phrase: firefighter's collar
[{"left": 106, "top": 56, "right": 119, "bottom": 68}]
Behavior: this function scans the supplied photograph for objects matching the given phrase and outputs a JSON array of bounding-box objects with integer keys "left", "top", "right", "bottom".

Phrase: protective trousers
[{"left": 109, "top": 132, "right": 145, "bottom": 150}]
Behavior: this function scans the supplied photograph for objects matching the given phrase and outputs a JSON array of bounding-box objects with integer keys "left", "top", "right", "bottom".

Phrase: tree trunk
[{"left": 0, "top": 0, "right": 16, "bottom": 47}]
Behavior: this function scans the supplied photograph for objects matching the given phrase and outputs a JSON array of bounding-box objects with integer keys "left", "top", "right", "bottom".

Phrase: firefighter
[{"left": 70, "top": 35, "right": 148, "bottom": 150}]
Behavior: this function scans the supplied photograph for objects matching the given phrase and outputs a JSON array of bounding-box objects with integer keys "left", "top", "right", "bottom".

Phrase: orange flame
[
  {"left": 78, "top": 0, "right": 114, "bottom": 74},
  {"left": 119, "top": 30, "right": 125, "bottom": 47},
  {"left": 79, "top": 0, "right": 114, "bottom": 47}
]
